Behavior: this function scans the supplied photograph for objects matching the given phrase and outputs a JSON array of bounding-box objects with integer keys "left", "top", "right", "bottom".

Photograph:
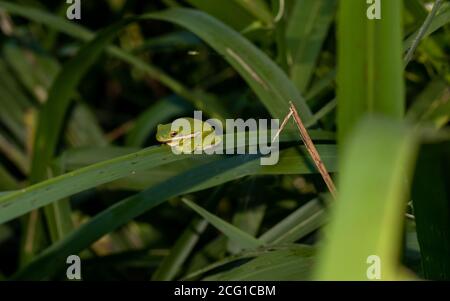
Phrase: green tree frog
[{"left": 156, "top": 118, "right": 222, "bottom": 154}]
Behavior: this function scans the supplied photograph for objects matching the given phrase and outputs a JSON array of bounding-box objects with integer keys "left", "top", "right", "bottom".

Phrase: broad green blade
[
  {"left": 0, "top": 134, "right": 337, "bottom": 225},
  {"left": 55, "top": 146, "right": 139, "bottom": 169},
  {"left": 315, "top": 117, "right": 418, "bottom": 280},
  {"left": 82, "top": 145, "right": 337, "bottom": 193},
  {"left": 337, "top": 0, "right": 404, "bottom": 145},
  {"left": 64, "top": 127, "right": 334, "bottom": 170},
  {"left": 71, "top": 144, "right": 337, "bottom": 192},
  {"left": 0, "top": 146, "right": 182, "bottom": 224},
  {"left": 62, "top": 144, "right": 336, "bottom": 192},
  {"left": 182, "top": 198, "right": 263, "bottom": 250}
]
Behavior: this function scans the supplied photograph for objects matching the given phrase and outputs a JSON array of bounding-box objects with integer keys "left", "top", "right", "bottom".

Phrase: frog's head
[
  {"left": 156, "top": 123, "right": 180, "bottom": 143},
  {"left": 156, "top": 118, "right": 201, "bottom": 146}
]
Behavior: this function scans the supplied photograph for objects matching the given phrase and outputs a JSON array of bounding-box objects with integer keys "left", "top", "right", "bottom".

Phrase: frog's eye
[{"left": 170, "top": 131, "right": 177, "bottom": 137}]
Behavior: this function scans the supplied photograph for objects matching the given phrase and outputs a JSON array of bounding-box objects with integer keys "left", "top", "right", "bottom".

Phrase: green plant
[{"left": 0, "top": 0, "right": 449, "bottom": 281}]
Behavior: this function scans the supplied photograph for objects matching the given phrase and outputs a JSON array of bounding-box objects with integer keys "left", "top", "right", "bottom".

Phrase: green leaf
[
  {"left": 315, "top": 117, "right": 419, "bottom": 280},
  {"left": 0, "top": 146, "right": 182, "bottom": 224},
  {"left": 0, "top": 133, "right": 337, "bottom": 225},
  {"left": 55, "top": 146, "right": 139, "bottom": 170},
  {"left": 182, "top": 198, "right": 264, "bottom": 250},
  {"left": 337, "top": 0, "right": 404, "bottom": 145},
  {"left": 59, "top": 144, "right": 337, "bottom": 194}
]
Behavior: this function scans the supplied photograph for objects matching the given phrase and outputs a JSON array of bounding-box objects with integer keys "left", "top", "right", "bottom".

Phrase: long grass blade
[
  {"left": 337, "top": 0, "right": 404, "bottom": 145},
  {"left": 315, "top": 117, "right": 418, "bottom": 280}
]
